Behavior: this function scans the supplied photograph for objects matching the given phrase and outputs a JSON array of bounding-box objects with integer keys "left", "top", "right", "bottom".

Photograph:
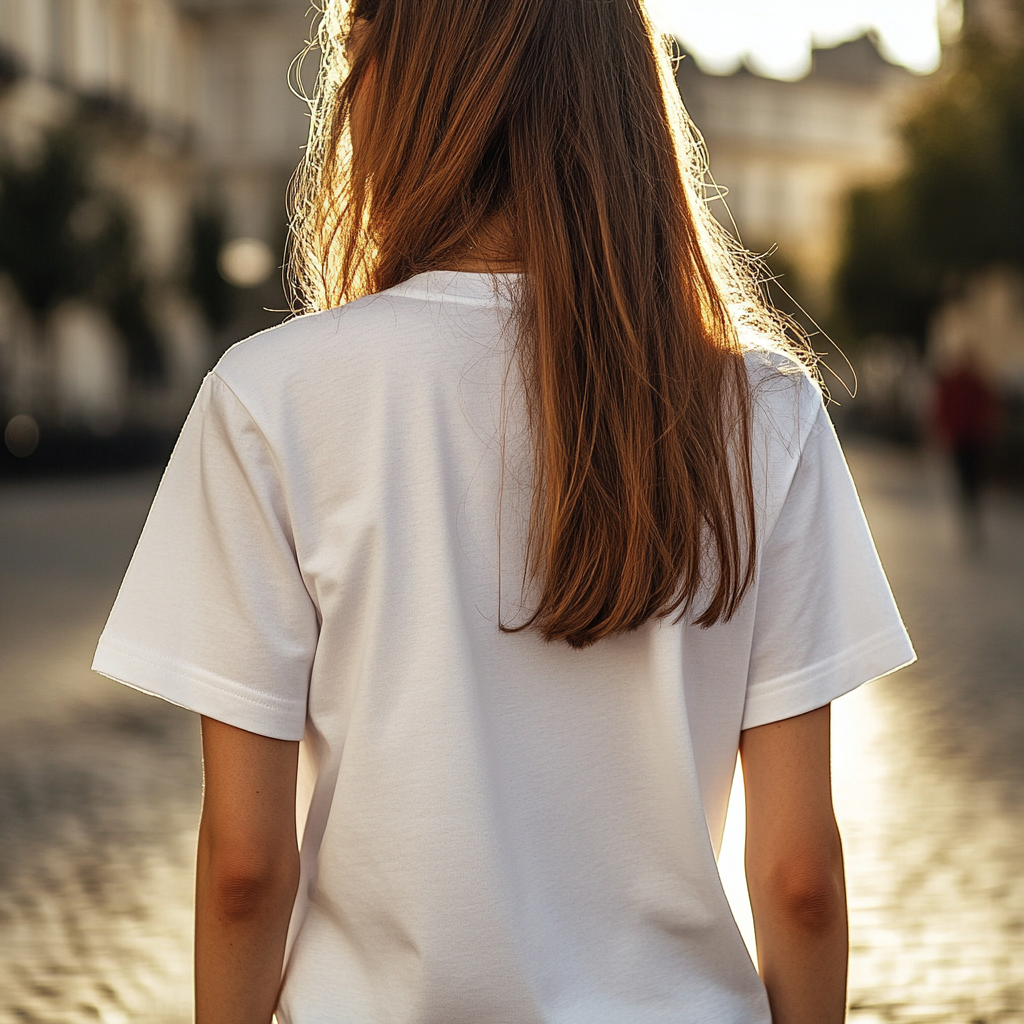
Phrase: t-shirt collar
[{"left": 385, "top": 270, "right": 521, "bottom": 307}]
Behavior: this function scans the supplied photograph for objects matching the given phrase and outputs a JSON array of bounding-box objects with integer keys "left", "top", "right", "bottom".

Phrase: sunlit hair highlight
[{"left": 288, "top": 0, "right": 802, "bottom": 648}]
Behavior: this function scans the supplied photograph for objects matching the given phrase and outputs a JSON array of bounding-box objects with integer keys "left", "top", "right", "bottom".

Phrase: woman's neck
[{"left": 438, "top": 214, "right": 522, "bottom": 274}]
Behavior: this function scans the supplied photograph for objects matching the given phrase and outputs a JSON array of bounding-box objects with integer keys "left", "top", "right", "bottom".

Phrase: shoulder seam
[
  {"left": 754, "top": 375, "right": 827, "bottom": 558},
  {"left": 209, "top": 371, "right": 279, "bottom": 463},
  {"left": 207, "top": 372, "right": 298, "bottom": 526}
]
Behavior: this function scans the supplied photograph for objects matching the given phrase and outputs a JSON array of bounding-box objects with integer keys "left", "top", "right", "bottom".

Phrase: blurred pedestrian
[
  {"left": 934, "top": 351, "right": 999, "bottom": 547},
  {"left": 92, "top": 2, "right": 914, "bottom": 1023}
]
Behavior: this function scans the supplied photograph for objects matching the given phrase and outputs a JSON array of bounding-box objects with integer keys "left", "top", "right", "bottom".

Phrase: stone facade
[
  {"left": 677, "top": 34, "right": 929, "bottom": 309},
  {"left": 0, "top": 0, "right": 314, "bottom": 435},
  {"left": 0, "top": 0, "right": 312, "bottom": 249},
  {"left": 0, "top": 6, "right": 940, "bottom": 438}
]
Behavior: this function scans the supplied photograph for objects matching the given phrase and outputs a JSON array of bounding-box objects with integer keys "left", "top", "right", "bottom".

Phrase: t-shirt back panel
[{"left": 92, "top": 271, "right": 912, "bottom": 1024}]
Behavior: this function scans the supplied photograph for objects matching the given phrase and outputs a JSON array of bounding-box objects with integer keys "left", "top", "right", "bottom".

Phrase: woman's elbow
[
  {"left": 770, "top": 864, "right": 845, "bottom": 932},
  {"left": 750, "top": 846, "right": 846, "bottom": 933},
  {"left": 200, "top": 847, "right": 300, "bottom": 923}
]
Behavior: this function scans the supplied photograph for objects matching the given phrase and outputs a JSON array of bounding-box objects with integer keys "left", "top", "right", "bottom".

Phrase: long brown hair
[{"left": 289, "top": 0, "right": 787, "bottom": 648}]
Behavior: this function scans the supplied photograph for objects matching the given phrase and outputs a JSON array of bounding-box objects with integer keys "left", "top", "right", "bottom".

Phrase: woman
[{"left": 94, "top": 1, "right": 914, "bottom": 1021}]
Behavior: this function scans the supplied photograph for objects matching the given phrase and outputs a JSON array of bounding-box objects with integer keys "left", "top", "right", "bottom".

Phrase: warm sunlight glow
[
  {"left": 649, "top": 0, "right": 944, "bottom": 79},
  {"left": 717, "top": 758, "right": 757, "bottom": 964}
]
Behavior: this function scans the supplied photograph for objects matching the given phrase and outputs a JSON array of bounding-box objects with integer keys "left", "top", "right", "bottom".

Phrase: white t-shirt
[{"left": 93, "top": 270, "right": 913, "bottom": 1024}]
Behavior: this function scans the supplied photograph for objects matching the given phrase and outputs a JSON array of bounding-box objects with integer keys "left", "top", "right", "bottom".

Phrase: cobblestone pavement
[
  {"left": 0, "top": 441, "right": 1022, "bottom": 1023},
  {"left": 837, "top": 442, "right": 1024, "bottom": 1024},
  {"left": 0, "top": 473, "right": 197, "bottom": 1024}
]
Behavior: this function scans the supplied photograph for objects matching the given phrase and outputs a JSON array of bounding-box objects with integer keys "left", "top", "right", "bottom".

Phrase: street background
[
  {"left": 2, "top": 441, "right": 1022, "bottom": 1023},
  {"left": 1, "top": 0, "right": 1023, "bottom": 1021}
]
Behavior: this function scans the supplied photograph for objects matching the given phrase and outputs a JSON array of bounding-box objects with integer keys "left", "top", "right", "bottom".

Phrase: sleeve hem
[
  {"left": 741, "top": 625, "right": 916, "bottom": 731},
  {"left": 92, "top": 633, "right": 307, "bottom": 741}
]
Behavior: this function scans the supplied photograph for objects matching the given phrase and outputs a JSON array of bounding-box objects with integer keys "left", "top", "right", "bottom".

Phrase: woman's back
[{"left": 94, "top": 270, "right": 911, "bottom": 1023}]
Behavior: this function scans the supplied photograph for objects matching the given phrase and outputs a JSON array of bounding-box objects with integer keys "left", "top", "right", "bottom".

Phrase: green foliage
[
  {"left": 0, "top": 124, "right": 163, "bottom": 381},
  {"left": 840, "top": 184, "right": 938, "bottom": 344},
  {"left": 837, "top": 15, "right": 1024, "bottom": 344}
]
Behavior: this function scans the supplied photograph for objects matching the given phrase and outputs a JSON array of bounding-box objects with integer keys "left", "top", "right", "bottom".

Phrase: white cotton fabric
[{"left": 93, "top": 271, "right": 914, "bottom": 1024}]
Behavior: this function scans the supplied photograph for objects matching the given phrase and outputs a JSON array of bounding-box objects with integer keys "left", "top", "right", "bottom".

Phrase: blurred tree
[
  {"left": 0, "top": 125, "right": 163, "bottom": 381},
  {"left": 836, "top": 6, "right": 1024, "bottom": 346},
  {"left": 0, "top": 44, "right": 19, "bottom": 89},
  {"left": 840, "top": 184, "right": 938, "bottom": 343},
  {"left": 188, "top": 206, "right": 232, "bottom": 333}
]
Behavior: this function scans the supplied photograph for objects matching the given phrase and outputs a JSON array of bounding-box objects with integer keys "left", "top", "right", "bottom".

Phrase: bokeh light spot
[
  {"left": 4, "top": 414, "right": 40, "bottom": 458},
  {"left": 217, "top": 238, "right": 276, "bottom": 289}
]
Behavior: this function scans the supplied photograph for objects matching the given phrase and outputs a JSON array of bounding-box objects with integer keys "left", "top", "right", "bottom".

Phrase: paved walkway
[
  {"left": 0, "top": 473, "right": 197, "bottom": 1024},
  {"left": 0, "top": 440, "right": 1021, "bottom": 1023},
  {"left": 837, "top": 442, "right": 1024, "bottom": 1024}
]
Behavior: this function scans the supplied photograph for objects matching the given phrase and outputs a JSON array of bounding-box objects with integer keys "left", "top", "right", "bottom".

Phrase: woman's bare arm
[
  {"left": 195, "top": 716, "right": 301, "bottom": 1024},
  {"left": 740, "top": 704, "right": 848, "bottom": 1024}
]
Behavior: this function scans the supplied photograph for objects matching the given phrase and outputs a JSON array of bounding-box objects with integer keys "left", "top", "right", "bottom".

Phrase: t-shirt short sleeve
[
  {"left": 92, "top": 372, "right": 319, "bottom": 741},
  {"left": 742, "top": 390, "right": 915, "bottom": 730}
]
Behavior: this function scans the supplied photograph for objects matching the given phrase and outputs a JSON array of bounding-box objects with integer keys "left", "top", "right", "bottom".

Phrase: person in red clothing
[{"left": 934, "top": 351, "right": 1000, "bottom": 544}]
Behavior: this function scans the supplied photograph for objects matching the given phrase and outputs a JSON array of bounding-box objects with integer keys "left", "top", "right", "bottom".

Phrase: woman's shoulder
[
  {"left": 741, "top": 335, "right": 816, "bottom": 389},
  {"left": 209, "top": 289, "right": 438, "bottom": 412},
  {"left": 216, "top": 293, "right": 398, "bottom": 378},
  {"left": 741, "top": 336, "right": 826, "bottom": 462}
]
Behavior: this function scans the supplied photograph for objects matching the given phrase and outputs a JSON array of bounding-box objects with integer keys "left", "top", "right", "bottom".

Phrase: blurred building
[
  {"left": 677, "top": 34, "right": 930, "bottom": 309},
  {"left": 0, "top": 0, "right": 313, "bottom": 449},
  {"left": 0, "top": 5, "right": 945, "bottom": 460},
  {"left": 963, "top": 0, "right": 1023, "bottom": 41},
  {"left": 173, "top": 0, "right": 314, "bottom": 254}
]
